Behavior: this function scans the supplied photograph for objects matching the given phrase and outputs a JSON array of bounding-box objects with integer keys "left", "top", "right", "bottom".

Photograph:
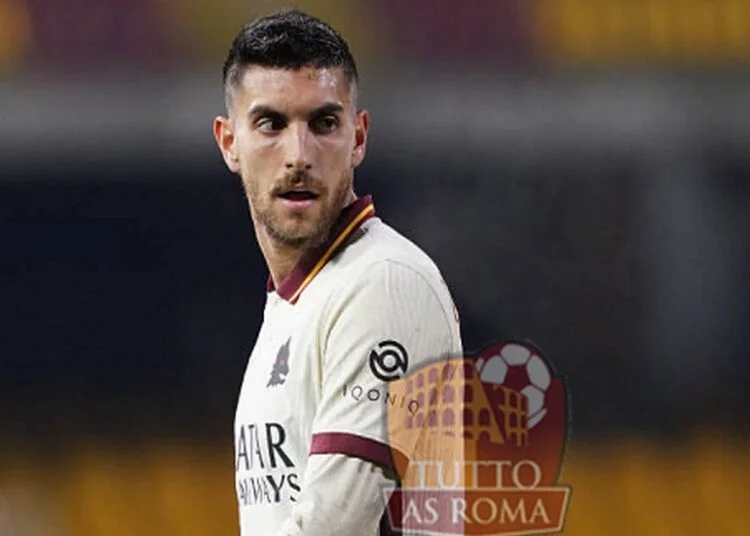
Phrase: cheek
[
  {"left": 321, "top": 138, "right": 354, "bottom": 169},
  {"left": 239, "top": 139, "right": 280, "bottom": 175}
]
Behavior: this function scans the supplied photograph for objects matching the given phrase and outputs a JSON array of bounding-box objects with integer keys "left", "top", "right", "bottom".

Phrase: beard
[{"left": 246, "top": 169, "right": 353, "bottom": 250}]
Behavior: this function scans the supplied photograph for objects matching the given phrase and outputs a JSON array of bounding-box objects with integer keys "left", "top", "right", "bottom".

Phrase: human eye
[
  {"left": 256, "top": 115, "right": 286, "bottom": 133},
  {"left": 311, "top": 115, "right": 339, "bottom": 134}
]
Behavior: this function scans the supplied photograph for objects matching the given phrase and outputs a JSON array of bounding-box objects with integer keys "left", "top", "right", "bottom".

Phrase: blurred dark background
[{"left": 1, "top": 1, "right": 749, "bottom": 534}]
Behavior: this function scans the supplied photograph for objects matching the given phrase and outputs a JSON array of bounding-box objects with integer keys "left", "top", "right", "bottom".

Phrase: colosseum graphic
[{"left": 385, "top": 340, "right": 571, "bottom": 536}]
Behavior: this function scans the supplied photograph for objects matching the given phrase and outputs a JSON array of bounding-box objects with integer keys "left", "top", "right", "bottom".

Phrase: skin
[{"left": 213, "top": 66, "right": 370, "bottom": 287}]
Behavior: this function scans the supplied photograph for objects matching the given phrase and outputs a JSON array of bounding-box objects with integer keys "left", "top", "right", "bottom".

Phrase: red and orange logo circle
[{"left": 385, "top": 340, "right": 571, "bottom": 535}]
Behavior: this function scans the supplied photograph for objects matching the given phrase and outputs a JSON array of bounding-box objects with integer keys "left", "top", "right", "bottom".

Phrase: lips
[{"left": 277, "top": 190, "right": 319, "bottom": 201}]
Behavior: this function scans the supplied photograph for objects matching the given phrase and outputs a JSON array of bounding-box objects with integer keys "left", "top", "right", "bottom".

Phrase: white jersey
[{"left": 234, "top": 195, "right": 463, "bottom": 535}]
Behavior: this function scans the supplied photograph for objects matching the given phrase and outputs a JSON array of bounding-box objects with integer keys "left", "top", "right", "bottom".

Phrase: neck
[
  {"left": 255, "top": 190, "right": 357, "bottom": 289},
  {"left": 257, "top": 230, "right": 307, "bottom": 289}
]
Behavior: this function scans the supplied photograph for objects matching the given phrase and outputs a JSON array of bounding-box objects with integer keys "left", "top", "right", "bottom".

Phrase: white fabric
[
  {"left": 234, "top": 217, "right": 463, "bottom": 535},
  {"left": 275, "top": 454, "right": 395, "bottom": 536}
]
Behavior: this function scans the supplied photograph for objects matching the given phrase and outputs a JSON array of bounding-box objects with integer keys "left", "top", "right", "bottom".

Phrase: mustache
[{"left": 272, "top": 170, "right": 323, "bottom": 195}]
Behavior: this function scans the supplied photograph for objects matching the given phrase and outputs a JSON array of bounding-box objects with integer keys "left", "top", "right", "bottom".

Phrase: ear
[
  {"left": 352, "top": 109, "right": 369, "bottom": 168},
  {"left": 213, "top": 115, "right": 240, "bottom": 174}
]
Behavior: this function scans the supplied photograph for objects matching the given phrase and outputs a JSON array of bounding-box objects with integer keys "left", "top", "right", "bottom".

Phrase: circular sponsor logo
[{"left": 369, "top": 340, "right": 409, "bottom": 382}]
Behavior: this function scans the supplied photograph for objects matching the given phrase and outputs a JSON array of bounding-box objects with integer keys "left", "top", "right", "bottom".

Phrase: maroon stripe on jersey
[
  {"left": 312, "top": 432, "right": 407, "bottom": 535},
  {"left": 266, "top": 195, "right": 376, "bottom": 302},
  {"left": 309, "top": 432, "right": 407, "bottom": 471}
]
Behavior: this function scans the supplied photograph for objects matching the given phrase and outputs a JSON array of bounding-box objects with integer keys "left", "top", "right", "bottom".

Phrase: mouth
[
  {"left": 276, "top": 188, "right": 320, "bottom": 212},
  {"left": 277, "top": 189, "right": 320, "bottom": 202}
]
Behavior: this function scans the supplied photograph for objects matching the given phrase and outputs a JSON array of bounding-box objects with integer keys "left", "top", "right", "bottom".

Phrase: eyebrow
[
  {"left": 308, "top": 102, "right": 345, "bottom": 118},
  {"left": 247, "top": 102, "right": 345, "bottom": 121},
  {"left": 247, "top": 104, "right": 284, "bottom": 121}
]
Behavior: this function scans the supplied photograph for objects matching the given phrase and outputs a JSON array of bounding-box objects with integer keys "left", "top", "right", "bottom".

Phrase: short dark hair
[{"left": 222, "top": 9, "right": 359, "bottom": 108}]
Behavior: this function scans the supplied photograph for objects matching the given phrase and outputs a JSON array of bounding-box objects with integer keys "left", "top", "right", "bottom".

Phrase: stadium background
[{"left": 1, "top": 0, "right": 749, "bottom": 534}]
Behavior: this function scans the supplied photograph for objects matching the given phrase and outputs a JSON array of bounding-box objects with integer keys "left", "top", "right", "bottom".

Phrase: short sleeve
[{"left": 309, "top": 260, "right": 463, "bottom": 471}]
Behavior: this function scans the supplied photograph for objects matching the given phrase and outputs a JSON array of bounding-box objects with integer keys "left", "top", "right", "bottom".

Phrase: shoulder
[
  {"left": 320, "top": 218, "right": 457, "bottom": 321},
  {"left": 332, "top": 217, "right": 446, "bottom": 288},
  {"left": 316, "top": 218, "right": 463, "bottom": 367}
]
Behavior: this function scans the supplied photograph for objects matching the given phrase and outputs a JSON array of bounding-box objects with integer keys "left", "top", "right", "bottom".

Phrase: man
[{"left": 213, "top": 9, "right": 463, "bottom": 536}]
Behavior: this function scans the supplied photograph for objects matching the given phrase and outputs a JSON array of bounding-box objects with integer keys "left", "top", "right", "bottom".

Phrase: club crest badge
[{"left": 267, "top": 338, "right": 291, "bottom": 387}]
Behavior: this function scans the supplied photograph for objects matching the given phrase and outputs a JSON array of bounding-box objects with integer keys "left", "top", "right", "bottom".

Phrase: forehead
[{"left": 232, "top": 66, "right": 353, "bottom": 114}]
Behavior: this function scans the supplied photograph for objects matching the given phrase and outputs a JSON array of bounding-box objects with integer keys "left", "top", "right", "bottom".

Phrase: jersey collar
[{"left": 267, "top": 195, "right": 376, "bottom": 304}]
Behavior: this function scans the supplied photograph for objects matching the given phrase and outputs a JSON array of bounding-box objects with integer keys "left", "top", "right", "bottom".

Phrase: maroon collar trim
[{"left": 267, "top": 195, "right": 376, "bottom": 304}]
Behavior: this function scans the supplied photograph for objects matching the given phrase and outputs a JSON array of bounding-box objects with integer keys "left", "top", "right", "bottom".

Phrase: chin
[
  {"left": 271, "top": 222, "right": 327, "bottom": 248},
  {"left": 263, "top": 203, "right": 336, "bottom": 247}
]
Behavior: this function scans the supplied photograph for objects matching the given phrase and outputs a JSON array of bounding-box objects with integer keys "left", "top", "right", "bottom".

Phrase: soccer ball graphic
[{"left": 476, "top": 342, "right": 552, "bottom": 429}]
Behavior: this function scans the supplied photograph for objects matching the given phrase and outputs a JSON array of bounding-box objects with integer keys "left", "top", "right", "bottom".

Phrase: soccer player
[{"left": 213, "top": 9, "right": 463, "bottom": 536}]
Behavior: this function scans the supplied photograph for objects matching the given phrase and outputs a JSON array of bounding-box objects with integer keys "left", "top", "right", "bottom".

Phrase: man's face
[{"left": 214, "top": 66, "right": 369, "bottom": 249}]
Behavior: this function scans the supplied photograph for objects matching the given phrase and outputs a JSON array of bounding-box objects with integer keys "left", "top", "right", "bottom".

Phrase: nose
[{"left": 284, "top": 123, "right": 313, "bottom": 170}]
